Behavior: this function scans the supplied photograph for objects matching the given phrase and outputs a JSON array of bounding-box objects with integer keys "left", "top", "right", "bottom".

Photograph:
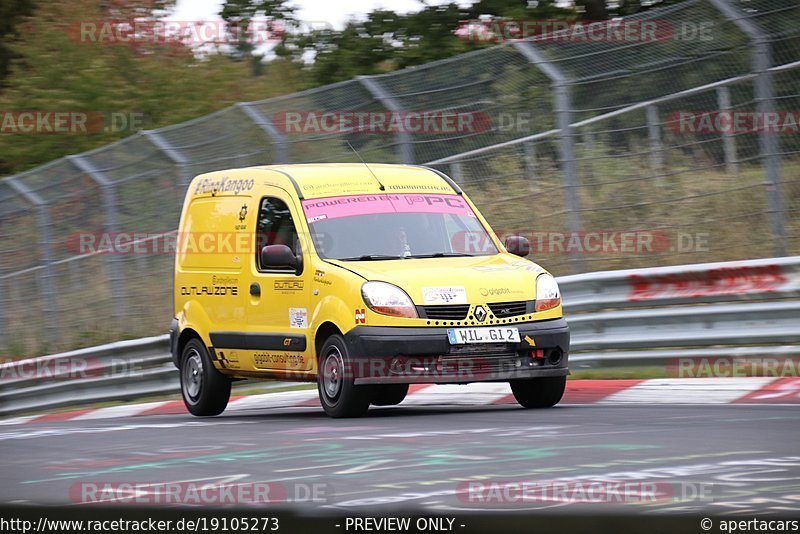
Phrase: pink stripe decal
[{"left": 302, "top": 194, "right": 475, "bottom": 223}]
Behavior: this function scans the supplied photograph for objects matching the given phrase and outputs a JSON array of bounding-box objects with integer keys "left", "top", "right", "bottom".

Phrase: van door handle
[{"left": 250, "top": 282, "right": 261, "bottom": 296}]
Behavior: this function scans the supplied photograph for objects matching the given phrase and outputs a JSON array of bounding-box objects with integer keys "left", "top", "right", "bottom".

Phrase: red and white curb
[{"left": 1, "top": 378, "right": 798, "bottom": 426}]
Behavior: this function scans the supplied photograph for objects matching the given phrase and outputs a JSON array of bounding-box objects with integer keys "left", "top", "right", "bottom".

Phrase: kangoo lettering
[{"left": 195, "top": 177, "right": 255, "bottom": 195}]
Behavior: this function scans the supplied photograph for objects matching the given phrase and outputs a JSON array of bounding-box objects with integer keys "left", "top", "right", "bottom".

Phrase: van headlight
[
  {"left": 361, "top": 281, "right": 418, "bottom": 319},
  {"left": 535, "top": 274, "right": 561, "bottom": 312}
]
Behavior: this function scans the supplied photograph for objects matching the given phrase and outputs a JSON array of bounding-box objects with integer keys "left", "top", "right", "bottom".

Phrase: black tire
[
  {"left": 180, "top": 338, "right": 231, "bottom": 416},
  {"left": 317, "top": 334, "right": 371, "bottom": 418},
  {"left": 371, "top": 384, "right": 409, "bottom": 406},
  {"left": 510, "top": 376, "right": 566, "bottom": 408}
]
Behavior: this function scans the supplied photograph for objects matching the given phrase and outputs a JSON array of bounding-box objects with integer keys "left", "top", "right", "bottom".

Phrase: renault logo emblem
[{"left": 474, "top": 305, "right": 487, "bottom": 322}]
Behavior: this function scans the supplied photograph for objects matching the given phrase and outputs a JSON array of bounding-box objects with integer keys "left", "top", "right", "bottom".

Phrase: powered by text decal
[{"left": 302, "top": 194, "right": 475, "bottom": 223}]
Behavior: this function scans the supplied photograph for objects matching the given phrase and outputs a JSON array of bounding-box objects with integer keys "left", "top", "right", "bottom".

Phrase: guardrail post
[
  {"left": 143, "top": 130, "right": 193, "bottom": 204},
  {"left": 709, "top": 0, "right": 785, "bottom": 256},
  {"left": 237, "top": 102, "right": 289, "bottom": 164},
  {"left": 357, "top": 75, "right": 415, "bottom": 164},
  {"left": 513, "top": 40, "right": 584, "bottom": 273},
  {"left": 67, "top": 156, "right": 127, "bottom": 323},
  {"left": 5, "top": 176, "right": 59, "bottom": 345},
  {"left": 716, "top": 86, "right": 738, "bottom": 175},
  {"left": 646, "top": 105, "right": 664, "bottom": 182}
]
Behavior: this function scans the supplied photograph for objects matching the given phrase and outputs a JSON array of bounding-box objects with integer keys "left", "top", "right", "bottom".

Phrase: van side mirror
[
  {"left": 504, "top": 235, "right": 530, "bottom": 257},
  {"left": 261, "top": 244, "right": 302, "bottom": 274}
]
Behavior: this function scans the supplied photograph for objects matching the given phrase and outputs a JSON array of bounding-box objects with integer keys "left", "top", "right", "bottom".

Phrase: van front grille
[
  {"left": 420, "top": 304, "right": 470, "bottom": 320},
  {"left": 488, "top": 301, "right": 530, "bottom": 318}
]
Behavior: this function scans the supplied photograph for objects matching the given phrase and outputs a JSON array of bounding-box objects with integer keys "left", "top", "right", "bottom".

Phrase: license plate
[{"left": 447, "top": 326, "right": 520, "bottom": 344}]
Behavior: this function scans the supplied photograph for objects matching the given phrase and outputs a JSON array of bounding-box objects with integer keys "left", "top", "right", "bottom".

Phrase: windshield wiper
[
  {"left": 407, "top": 252, "right": 476, "bottom": 258},
  {"left": 336, "top": 254, "right": 403, "bottom": 261}
]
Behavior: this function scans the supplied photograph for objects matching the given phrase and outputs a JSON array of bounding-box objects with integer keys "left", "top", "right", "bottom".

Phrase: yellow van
[{"left": 170, "top": 164, "right": 569, "bottom": 418}]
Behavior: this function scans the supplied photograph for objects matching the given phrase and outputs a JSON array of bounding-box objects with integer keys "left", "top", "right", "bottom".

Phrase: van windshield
[{"left": 301, "top": 193, "right": 498, "bottom": 260}]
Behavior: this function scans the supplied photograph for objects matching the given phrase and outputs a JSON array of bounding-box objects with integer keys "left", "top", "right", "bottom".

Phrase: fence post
[
  {"left": 709, "top": 0, "right": 785, "bottom": 256},
  {"left": 143, "top": 130, "right": 193, "bottom": 203},
  {"left": 513, "top": 40, "right": 584, "bottom": 273},
  {"left": 449, "top": 161, "right": 463, "bottom": 184},
  {"left": 0, "top": 277, "right": 6, "bottom": 349},
  {"left": 357, "top": 75, "right": 415, "bottom": 164},
  {"left": 716, "top": 86, "right": 738, "bottom": 175},
  {"left": 237, "top": 103, "right": 289, "bottom": 164},
  {"left": 524, "top": 141, "right": 539, "bottom": 191},
  {"left": 67, "top": 155, "right": 126, "bottom": 324},
  {"left": 646, "top": 105, "right": 664, "bottom": 182},
  {"left": 5, "top": 176, "right": 59, "bottom": 345},
  {"left": 582, "top": 129, "right": 595, "bottom": 183}
]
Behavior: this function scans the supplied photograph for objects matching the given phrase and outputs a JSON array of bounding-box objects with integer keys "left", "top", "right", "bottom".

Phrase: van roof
[{"left": 194, "top": 163, "right": 461, "bottom": 200}]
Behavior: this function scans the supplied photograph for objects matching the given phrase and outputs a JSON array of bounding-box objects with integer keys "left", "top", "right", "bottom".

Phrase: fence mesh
[{"left": 1, "top": 0, "right": 798, "bottom": 356}]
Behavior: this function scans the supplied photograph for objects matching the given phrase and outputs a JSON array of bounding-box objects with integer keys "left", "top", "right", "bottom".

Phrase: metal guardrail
[
  {"left": 0, "top": 336, "right": 175, "bottom": 416},
  {"left": 1, "top": 256, "right": 798, "bottom": 417},
  {"left": 3, "top": 0, "right": 800, "bottom": 360},
  {"left": 563, "top": 256, "right": 800, "bottom": 367}
]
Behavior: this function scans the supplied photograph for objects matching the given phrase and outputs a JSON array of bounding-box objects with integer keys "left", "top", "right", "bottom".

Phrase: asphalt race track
[{"left": 1, "top": 402, "right": 798, "bottom": 516}]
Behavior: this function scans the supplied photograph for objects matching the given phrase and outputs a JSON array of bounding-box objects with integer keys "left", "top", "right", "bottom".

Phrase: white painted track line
[
  {"left": 72, "top": 401, "right": 171, "bottom": 420},
  {"left": 400, "top": 382, "right": 511, "bottom": 406},
  {"left": 600, "top": 377, "right": 777, "bottom": 404},
  {"left": 227, "top": 390, "right": 318, "bottom": 411}
]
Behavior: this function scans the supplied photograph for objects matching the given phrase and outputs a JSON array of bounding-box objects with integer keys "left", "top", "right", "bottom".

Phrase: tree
[
  {"left": 293, "top": 0, "right": 577, "bottom": 85},
  {"left": 0, "top": 0, "right": 35, "bottom": 87},
  {"left": 0, "top": 0, "right": 309, "bottom": 174},
  {"left": 220, "top": 0, "right": 296, "bottom": 75},
  {"left": 220, "top": 0, "right": 693, "bottom": 85}
]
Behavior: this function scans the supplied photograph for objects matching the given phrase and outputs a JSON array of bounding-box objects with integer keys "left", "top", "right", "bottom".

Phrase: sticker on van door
[
  {"left": 422, "top": 286, "right": 467, "bottom": 305},
  {"left": 289, "top": 307, "right": 308, "bottom": 329}
]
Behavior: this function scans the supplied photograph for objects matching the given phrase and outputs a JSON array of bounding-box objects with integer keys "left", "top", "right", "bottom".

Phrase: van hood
[{"left": 329, "top": 253, "right": 545, "bottom": 304}]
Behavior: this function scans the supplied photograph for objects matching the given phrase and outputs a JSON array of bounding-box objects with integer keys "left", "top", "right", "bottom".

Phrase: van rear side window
[
  {"left": 256, "top": 196, "right": 299, "bottom": 271},
  {"left": 179, "top": 196, "right": 249, "bottom": 270}
]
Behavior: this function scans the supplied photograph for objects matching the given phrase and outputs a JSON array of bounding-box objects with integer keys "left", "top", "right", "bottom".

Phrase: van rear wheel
[
  {"left": 371, "top": 384, "right": 409, "bottom": 406},
  {"left": 180, "top": 338, "right": 231, "bottom": 416},
  {"left": 317, "top": 335, "right": 370, "bottom": 418},
  {"left": 510, "top": 376, "right": 566, "bottom": 408}
]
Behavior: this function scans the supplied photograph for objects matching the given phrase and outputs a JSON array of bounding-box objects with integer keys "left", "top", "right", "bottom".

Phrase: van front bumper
[{"left": 343, "top": 318, "right": 569, "bottom": 385}]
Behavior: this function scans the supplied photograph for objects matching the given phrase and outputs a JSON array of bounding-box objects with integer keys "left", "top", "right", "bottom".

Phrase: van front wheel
[
  {"left": 317, "top": 335, "right": 370, "bottom": 418},
  {"left": 180, "top": 338, "right": 231, "bottom": 416},
  {"left": 510, "top": 376, "right": 566, "bottom": 408}
]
